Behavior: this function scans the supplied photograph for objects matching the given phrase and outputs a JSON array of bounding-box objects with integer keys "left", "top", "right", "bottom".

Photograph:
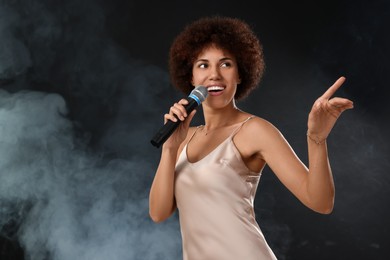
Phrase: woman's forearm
[
  {"left": 149, "top": 147, "right": 178, "bottom": 222},
  {"left": 306, "top": 137, "right": 335, "bottom": 214}
]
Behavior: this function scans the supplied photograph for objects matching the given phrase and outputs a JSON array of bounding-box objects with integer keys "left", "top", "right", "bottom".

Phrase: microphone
[{"left": 151, "top": 86, "right": 208, "bottom": 148}]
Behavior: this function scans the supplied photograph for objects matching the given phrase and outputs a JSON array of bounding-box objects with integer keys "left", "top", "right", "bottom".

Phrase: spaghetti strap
[
  {"left": 186, "top": 126, "right": 202, "bottom": 145},
  {"left": 231, "top": 115, "right": 255, "bottom": 137},
  {"left": 186, "top": 116, "right": 255, "bottom": 149}
]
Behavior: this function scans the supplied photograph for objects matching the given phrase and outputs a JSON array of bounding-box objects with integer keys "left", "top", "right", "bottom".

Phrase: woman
[{"left": 149, "top": 16, "right": 353, "bottom": 260}]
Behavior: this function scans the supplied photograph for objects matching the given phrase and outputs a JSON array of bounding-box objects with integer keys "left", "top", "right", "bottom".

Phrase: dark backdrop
[{"left": 0, "top": 0, "right": 389, "bottom": 259}]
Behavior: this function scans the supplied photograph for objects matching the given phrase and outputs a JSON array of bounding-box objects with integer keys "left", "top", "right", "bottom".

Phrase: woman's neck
[{"left": 202, "top": 104, "right": 244, "bottom": 130}]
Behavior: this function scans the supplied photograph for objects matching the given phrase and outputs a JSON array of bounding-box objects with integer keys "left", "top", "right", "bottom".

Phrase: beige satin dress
[{"left": 175, "top": 116, "right": 277, "bottom": 260}]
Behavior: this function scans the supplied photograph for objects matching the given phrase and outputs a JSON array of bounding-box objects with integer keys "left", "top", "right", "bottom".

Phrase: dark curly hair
[{"left": 169, "top": 16, "right": 265, "bottom": 100}]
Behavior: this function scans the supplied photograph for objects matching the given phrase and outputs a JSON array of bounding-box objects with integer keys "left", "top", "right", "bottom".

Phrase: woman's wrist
[
  {"left": 162, "top": 142, "right": 180, "bottom": 153},
  {"left": 306, "top": 131, "right": 327, "bottom": 145}
]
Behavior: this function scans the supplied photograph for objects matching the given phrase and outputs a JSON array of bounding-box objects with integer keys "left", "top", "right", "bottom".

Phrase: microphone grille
[{"left": 191, "top": 86, "right": 208, "bottom": 103}]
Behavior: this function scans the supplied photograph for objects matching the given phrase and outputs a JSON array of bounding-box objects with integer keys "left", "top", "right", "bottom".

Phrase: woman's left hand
[{"left": 307, "top": 76, "right": 354, "bottom": 140}]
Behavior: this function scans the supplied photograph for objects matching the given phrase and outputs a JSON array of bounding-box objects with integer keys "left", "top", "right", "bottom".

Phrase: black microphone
[{"left": 151, "top": 86, "right": 208, "bottom": 148}]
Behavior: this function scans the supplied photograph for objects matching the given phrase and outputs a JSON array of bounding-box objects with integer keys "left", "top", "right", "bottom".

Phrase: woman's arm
[
  {"left": 305, "top": 134, "right": 334, "bottom": 213},
  {"left": 260, "top": 126, "right": 335, "bottom": 214},
  {"left": 149, "top": 145, "right": 179, "bottom": 223},
  {"left": 149, "top": 99, "right": 196, "bottom": 222},
  {"left": 242, "top": 77, "right": 353, "bottom": 214},
  {"left": 304, "top": 76, "right": 353, "bottom": 213}
]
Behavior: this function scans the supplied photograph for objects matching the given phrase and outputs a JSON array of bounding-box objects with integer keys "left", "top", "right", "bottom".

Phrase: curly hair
[{"left": 168, "top": 16, "right": 265, "bottom": 100}]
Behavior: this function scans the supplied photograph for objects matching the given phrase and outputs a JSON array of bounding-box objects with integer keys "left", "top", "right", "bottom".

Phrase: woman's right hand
[{"left": 163, "top": 98, "right": 197, "bottom": 149}]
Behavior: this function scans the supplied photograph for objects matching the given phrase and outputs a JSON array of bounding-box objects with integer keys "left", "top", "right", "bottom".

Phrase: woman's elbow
[
  {"left": 149, "top": 213, "right": 167, "bottom": 223},
  {"left": 316, "top": 205, "right": 334, "bottom": 215},
  {"left": 312, "top": 200, "right": 334, "bottom": 215},
  {"left": 149, "top": 209, "right": 173, "bottom": 223}
]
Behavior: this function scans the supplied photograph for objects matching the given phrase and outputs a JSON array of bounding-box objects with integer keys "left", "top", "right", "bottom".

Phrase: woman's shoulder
[
  {"left": 234, "top": 114, "right": 287, "bottom": 157},
  {"left": 245, "top": 115, "right": 279, "bottom": 132},
  {"left": 238, "top": 114, "right": 284, "bottom": 143},
  {"left": 232, "top": 114, "right": 283, "bottom": 160}
]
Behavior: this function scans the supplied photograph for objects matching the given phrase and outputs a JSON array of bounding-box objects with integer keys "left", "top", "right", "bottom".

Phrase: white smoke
[
  {"left": 0, "top": 0, "right": 183, "bottom": 259},
  {"left": 0, "top": 89, "right": 182, "bottom": 260}
]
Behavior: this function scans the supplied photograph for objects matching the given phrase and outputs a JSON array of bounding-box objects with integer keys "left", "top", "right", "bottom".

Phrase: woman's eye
[
  {"left": 221, "top": 62, "right": 231, "bottom": 68},
  {"left": 198, "top": 63, "right": 208, "bottom": 69}
]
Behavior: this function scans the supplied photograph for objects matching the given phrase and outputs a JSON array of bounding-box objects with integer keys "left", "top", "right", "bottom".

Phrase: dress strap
[
  {"left": 186, "top": 125, "right": 202, "bottom": 146},
  {"left": 230, "top": 115, "right": 255, "bottom": 137}
]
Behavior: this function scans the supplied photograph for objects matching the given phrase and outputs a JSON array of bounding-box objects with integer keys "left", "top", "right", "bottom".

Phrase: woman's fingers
[
  {"left": 183, "top": 110, "right": 197, "bottom": 127},
  {"left": 164, "top": 99, "right": 190, "bottom": 123},
  {"left": 321, "top": 76, "right": 346, "bottom": 99},
  {"left": 328, "top": 97, "right": 354, "bottom": 110},
  {"left": 317, "top": 77, "right": 353, "bottom": 118},
  {"left": 308, "top": 77, "right": 353, "bottom": 138},
  {"left": 327, "top": 98, "right": 354, "bottom": 117}
]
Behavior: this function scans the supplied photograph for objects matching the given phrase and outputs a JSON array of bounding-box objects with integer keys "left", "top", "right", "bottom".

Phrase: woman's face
[{"left": 191, "top": 45, "right": 241, "bottom": 109}]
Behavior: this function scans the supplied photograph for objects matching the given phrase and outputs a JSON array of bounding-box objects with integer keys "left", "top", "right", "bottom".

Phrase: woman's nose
[{"left": 208, "top": 66, "right": 221, "bottom": 80}]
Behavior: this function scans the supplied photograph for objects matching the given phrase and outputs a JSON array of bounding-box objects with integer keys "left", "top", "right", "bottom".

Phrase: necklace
[
  {"left": 200, "top": 112, "right": 247, "bottom": 136},
  {"left": 201, "top": 125, "right": 217, "bottom": 136}
]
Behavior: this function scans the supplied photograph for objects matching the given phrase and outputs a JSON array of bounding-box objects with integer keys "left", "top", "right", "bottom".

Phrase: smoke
[
  {"left": 0, "top": 90, "right": 181, "bottom": 260},
  {"left": 0, "top": 0, "right": 182, "bottom": 259}
]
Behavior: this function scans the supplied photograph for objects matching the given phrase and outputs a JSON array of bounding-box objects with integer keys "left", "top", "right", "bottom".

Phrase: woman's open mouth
[{"left": 207, "top": 86, "right": 225, "bottom": 95}]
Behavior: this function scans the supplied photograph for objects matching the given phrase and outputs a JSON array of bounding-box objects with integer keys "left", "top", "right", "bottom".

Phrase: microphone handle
[{"left": 151, "top": 98, "right": 199, "bottom": 148}]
